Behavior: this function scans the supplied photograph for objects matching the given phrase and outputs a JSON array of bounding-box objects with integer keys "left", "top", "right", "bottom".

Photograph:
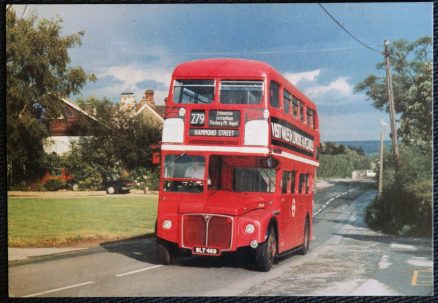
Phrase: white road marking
[
  {"left": 406, "top": 257, "right": 432, "bottom": 267},
  {"left": 313, "top": 187, "right": 358, "bottom": 217},
  {"left": 23, "top": 281, "right": 95, "bottom": 297},
  {"left": 378, "top": 255, "right": 391, "bottom": 269},
  {"left": 115, "top": 265, "right": 162, "bottom": 277},
  {"left": 390, "top": 243, "right": 417, "bottom": 251}
]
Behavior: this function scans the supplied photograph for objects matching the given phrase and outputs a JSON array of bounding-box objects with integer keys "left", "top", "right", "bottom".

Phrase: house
[
  {"left": 134, "top": 89, "right": 165, "bottom": 124},
  {"left": 43, "top": 97, "right": 99, "bottom": 155},
  {"left": 44, "top": 89, "right": 165, "bottom": 155}
]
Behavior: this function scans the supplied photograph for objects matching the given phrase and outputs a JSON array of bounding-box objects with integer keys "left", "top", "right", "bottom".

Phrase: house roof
[
  {"left": 154, "top": 105, "right": 166, "bottom": 119},
  {"left": 59, "top": 96, "right": 99, "bottom": 122},
  {"left": 135, "top": 102, "right": 164, "bottom": 123}
]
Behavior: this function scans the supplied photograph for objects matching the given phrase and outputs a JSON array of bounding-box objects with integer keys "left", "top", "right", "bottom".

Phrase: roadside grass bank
[{"left": 8, "top": 195, "right": 158, "bottom": 247}]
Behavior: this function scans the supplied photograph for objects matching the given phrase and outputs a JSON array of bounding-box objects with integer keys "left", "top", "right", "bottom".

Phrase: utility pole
[
  {"left": 384, "top": 40, "right": 400, "bottom": 169},
  {"left": 378, "top": 120, "right": 387, "bottom": 198}
]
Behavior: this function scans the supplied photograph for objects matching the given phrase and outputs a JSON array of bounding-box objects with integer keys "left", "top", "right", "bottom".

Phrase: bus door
[{"left": 279, "top": 170, "right": 296, "bottom": 251}]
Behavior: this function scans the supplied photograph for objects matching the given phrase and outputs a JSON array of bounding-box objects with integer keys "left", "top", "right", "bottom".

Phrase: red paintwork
[
  {"left": 157, "top": 59, "right": 320, "bottom": 257},
  {"left": 40, "top": 168, "right": 73, "bottom": 184}
]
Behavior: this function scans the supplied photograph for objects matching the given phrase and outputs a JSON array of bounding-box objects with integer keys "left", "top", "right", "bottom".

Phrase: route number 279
[{"left": 190, "top": 111, "right": 205, "bottom": 125}]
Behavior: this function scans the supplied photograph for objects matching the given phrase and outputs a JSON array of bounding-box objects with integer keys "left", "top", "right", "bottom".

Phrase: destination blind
[{"left": 270, "top": 117, "right": 314, "bottom": 157}]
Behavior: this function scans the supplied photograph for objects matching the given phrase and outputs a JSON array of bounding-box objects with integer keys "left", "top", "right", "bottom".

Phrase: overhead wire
[{"left": 317, "top": 3, "right": 382, "bottom": 54}]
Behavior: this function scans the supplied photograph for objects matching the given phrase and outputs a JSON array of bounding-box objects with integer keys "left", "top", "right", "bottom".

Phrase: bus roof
[{"left": 172, "top": 58, "right": 317, "bottom": 109}]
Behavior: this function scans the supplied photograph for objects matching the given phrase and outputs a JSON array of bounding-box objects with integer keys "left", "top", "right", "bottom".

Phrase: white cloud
[
  {"left": 283, "top": 69, "right": 360, "bottom": 105},
  {"left": 304, "top": 77, "right": 354, "bottom": 99},
  {"left": 92, "top": 62, "right": 173, "bottom": 104},
  {"left": 283, "top": 69, "right": 320, "bottom": 85},
  {"left": 97, "top": 64, "right": 173, "bottom": 88}
]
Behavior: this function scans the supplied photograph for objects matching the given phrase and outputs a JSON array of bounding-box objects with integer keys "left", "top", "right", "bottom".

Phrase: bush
[
  {"left": 78, "top": 169, "right": 103, "bottom": 190},
  {"left": 318, "top": 150, "right": 370, "bottom": 178},
  {"left": 365, "top": 144, "right": 432, "bottom": 236},
  {"left": 129, "top": 167, "right": 160, "bottom": 191},
  {"left": 44, "top": 179, "right": 67, "bottom": 191}
]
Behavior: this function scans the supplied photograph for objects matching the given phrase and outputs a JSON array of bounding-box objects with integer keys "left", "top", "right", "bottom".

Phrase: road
[{"left": 9, "top": 180, "right": 433, "bottom": 297}]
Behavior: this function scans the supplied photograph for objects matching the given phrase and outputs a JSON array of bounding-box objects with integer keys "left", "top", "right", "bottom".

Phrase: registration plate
[{"left": 193, "top": 247, "right": 220, "bottom": 256}]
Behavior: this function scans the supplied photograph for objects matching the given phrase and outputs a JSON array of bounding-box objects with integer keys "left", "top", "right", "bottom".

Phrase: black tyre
[
  {"left": 254, "top": 225, "right": 277, "bottom": 272},
  {"left": 156, "top": 241, "right": 173, "bottom": 265},
  {"left": 299, "top": 218, "right": 310, "bottom": 255}
]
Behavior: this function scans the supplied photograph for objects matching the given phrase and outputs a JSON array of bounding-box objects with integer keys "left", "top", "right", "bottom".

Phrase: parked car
[
  {"left": 102, "top": 171, "right": 133, "bottom": 194},
  {"left": 366, "top": 170, "right": 377, "bottom": 178}
]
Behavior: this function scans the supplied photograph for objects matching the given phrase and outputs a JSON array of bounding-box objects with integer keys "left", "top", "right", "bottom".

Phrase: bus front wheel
[
  {"left": 156, "top": 241, "right": 174, "bottom": 265},
  {"left": 254, "top": 225, "right": 277, "bottom": 272}
]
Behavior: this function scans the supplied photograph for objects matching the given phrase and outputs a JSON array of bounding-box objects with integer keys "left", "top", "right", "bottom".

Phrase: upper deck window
[
  {"left": 283, "top": 89, "right": 292, "bottom": 114},
  {"left": 299, "top": 102, "right": 305, "bottom": 123},
  {"left": 220, "top": 80, "right": 263, "bottom": 105},
  {"left": 173, "top": 80, "right": 214, "bottom": 104},
  {"left": 307, "top": 108, "right": 315, "bottom": 128},
  {"left": 269, "top": 81, "right": 280, "bottom": 108},
  {"left": 292, "top": 96, "right": 299, "bottom": 118}
]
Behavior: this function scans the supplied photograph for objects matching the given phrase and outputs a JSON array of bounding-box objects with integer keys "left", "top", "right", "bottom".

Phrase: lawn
[{"left": 8, "top": 195, "right": 158, "bottom": 247}]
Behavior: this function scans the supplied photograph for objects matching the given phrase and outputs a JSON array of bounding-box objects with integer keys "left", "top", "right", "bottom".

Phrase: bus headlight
[
  {"left": 162, "top": 220, "right": 173, "bottom": 230},
  {"left": 245, "top": 224, "right": 255, "bottom": 234}
]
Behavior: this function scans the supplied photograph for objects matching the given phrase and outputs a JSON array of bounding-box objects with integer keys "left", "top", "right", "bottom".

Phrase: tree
[
  {"left": 6, "top": 8, "right": 95, "bottom": 185},
  {"left": 356, "top": 37, "right": 432, "bottom": 236},
  {"left": 355, "top": 37, "right": 432, "bottom": 152},
  {"left": 63, "top": 96, "right": 162, "bottom": 179}
]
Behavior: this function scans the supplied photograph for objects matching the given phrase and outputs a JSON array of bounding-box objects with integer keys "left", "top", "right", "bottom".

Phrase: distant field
[{"left": 8, "top": 195, "right": 158, "bottom": 247}]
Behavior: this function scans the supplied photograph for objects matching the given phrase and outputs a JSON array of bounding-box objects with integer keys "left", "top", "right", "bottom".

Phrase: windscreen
[
  {"left": 163, "top": 154, "right": 205, "bottom": 193},
  {"left": 220, "top": 81, "right": 263, "bottom": 105},
  {"left": 173, "top": 80, "right": 214, "bottom": 104}
]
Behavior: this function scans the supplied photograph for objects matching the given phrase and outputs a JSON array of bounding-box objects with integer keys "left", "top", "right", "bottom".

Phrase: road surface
[{"left": 9, "top": 180, "right": 433, "bottom": 296}]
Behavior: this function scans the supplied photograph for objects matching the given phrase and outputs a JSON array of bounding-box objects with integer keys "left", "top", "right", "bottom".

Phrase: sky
[{"left": 12, "top": 3, "right": 433, "bottom": 141}]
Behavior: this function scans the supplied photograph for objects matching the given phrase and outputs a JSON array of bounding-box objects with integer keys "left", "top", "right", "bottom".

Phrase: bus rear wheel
[
  {"left": 254, "top": 225, "right": 277, "bottom": 272},
  {"left": 156, "top": 241, "right": 174, "bottom": 265},
  {"left": 299, "top": 218, "right": 310, "bottom": 255}
]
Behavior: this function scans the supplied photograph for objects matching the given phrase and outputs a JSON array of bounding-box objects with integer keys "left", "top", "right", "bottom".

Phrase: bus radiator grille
[{"left": 182, "top": 214, "right": 233, "bottom": 250}]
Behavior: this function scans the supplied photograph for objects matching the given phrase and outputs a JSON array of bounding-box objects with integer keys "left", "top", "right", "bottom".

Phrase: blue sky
[{"left": 13, "top": 3, "right": 432, "bottom": 141}]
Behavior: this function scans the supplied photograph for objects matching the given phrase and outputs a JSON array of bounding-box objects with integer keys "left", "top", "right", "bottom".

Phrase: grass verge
[{"left": 8, "top": 195, "right": 158, "bottom": 247}]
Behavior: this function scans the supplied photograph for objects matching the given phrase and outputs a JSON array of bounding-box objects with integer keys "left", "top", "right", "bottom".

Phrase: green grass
[{"left": 8, "top": 195, "right": 158, "bottom": 247}]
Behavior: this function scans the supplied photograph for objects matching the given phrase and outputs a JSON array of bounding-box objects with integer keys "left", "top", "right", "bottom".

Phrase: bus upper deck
[{"left": 162, "top": 58, "right": 320, "bottom": 165}]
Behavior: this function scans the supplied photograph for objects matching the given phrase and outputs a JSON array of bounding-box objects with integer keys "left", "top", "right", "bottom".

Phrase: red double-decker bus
[{"left": 155, "top": 58, "right": 320, "bottom": 271}]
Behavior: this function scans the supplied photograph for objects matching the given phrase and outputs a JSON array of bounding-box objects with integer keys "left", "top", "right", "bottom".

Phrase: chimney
[
  {"left": 144, "top": 89, "right": 155, "bottom": 108},
  {"left": 120, "top": 91, "right": 136, "bottom": 112}
]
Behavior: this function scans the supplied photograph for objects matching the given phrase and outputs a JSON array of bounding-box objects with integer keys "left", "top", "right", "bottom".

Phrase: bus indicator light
[
  {"left": 179, "top": 108, "right": 186, "bottom": 117},
  {"left": 162, "top": 220, "right": 172, "bottom": 230}
]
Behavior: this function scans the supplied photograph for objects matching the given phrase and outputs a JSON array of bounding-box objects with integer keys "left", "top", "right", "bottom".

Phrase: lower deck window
[{"left": 234, "top": 167, "right": 276, "bottom": 193}]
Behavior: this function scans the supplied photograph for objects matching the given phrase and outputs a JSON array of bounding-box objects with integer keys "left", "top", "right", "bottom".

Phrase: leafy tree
[
  {"left": 6, "top": 7, "right": 95, "bottom": 184},
  {"left": 355, "top": 37, "right": 432, "bottom": 152},
  {"left": 62, "top": 97, "right": 162, "bottom": 182}
]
